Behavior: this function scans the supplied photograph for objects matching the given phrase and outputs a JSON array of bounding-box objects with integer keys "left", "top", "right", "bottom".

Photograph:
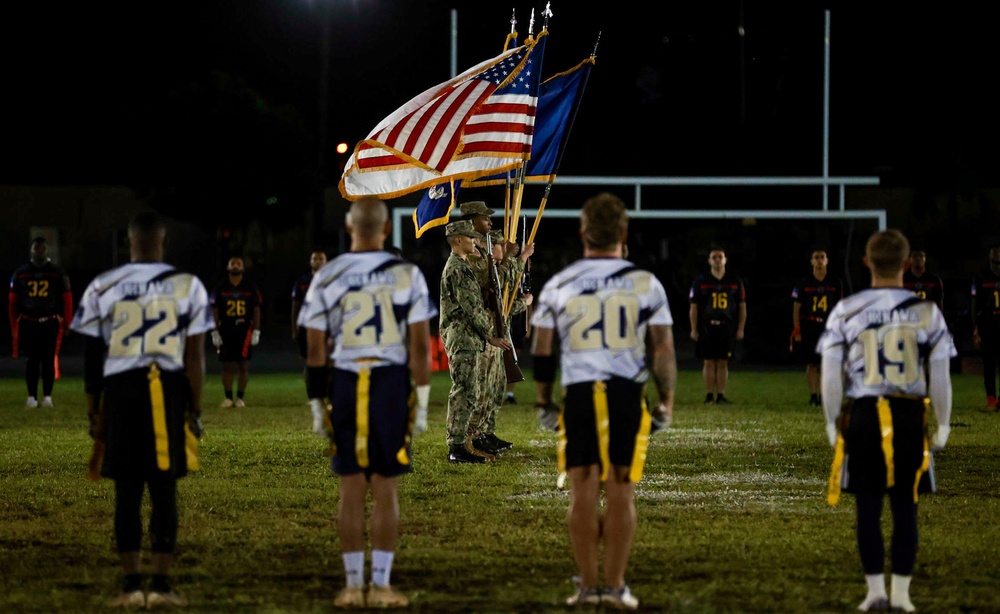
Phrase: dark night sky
[{"left": 5, "top": 2, "right": 1000, "bottom": 190}]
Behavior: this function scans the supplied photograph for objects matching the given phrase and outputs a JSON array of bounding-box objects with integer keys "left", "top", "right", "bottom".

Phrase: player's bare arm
[
  {"left": 531, "top": 326, "right": 555, "bottom": 405},
  {"left": 407, "top": 320, "right": 431, "bottom": 387},
  {"left": 184, "top": 333, "right": 206, "bottom": 416},
  {"left": 647, "top": 324, "right": 676, "bottom": 408}
]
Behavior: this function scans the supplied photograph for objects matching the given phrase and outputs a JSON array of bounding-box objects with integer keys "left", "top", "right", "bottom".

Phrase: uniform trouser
[
  {"left": 114, "top": 475, "right": 178, "bottom": 554},
  {"left": 469, "top": 346, "right": 505, "bottom": 438},
  {"left": 855, "top": 489, "right": 918, "bottom": 576},
  {"left": 981, "top": 326, "right": 1000, "bottom": 397},
  {"left": 445, "top": 351, "right": 480, "bottom": 446},
  {"left": 20, "top": 318, "right": 59, "bottom": 397}
]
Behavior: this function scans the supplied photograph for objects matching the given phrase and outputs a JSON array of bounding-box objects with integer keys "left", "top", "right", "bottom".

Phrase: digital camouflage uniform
[
  {"left": 466, "top": 228, "right": 526, "bottom": 438},
  {"left": 440, "top": 221, "right": 493, "bottom": 446}
]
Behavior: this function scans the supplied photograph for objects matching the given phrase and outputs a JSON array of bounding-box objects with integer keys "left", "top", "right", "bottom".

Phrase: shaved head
[
  {"left": 127, "top": 211, "right": 166, "bottom": 262},
  {"left": 347, "top": 197, "right": 389, "bottom": 238}
]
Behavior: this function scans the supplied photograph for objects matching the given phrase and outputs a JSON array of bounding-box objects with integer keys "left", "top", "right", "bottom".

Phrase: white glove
[
  {"left": 413, "top": 406, "right": 428, "bottom": 435},
  {"left": 537, "top": 402, "right": 560, "bottom": 432},
  {"left": 251, "top": 330, "right": 261, "bottom": 346},
  {"left": 826, "top": 422, "right": 839, "bottom": 447},
  {"left": 650, "top": 402, "right": 672, "bottom": 434},
  {"left": 309, "top": 398, "right": 325, "bottom": 436},
  {"left": 211, "top": 330, "right": 223, "bottom": 347},
  {"left": 932, "top": 424, "right": 950, "bottom": 452}
]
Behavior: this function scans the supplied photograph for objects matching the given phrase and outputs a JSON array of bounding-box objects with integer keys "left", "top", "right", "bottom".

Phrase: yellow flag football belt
[
  {"left": 827, "top": 396, "right": 932, "bottom": 506},
  {"left": 148, "top": 363, "right": 170, "bottom": 471}
]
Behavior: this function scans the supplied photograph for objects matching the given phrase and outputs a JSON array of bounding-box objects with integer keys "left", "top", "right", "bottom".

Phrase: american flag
[{"left": 340, "top": 32, "right": 546, "bottom": 200}]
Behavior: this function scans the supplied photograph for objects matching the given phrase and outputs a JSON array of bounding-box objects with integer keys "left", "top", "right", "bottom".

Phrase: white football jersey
[
  {"left": 70, "top": 263, "right": 215, "bottom": 376},
  {"left": 531, "top": 258, "right": 673, "bottom": 386},
  {"left": 817, "top": 288, "right": 956, "bottom": 399},
  {"left": 299, "top": 251, "right": 437, "bottom": 373}
]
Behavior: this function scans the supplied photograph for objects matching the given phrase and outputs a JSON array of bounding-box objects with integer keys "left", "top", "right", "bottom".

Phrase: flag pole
[
  {"left": 507, "top": 33, "right": 598, "bottom": 317},
  {"left": 527, "top": 32, "right": 599, "bottom": 245},
  {"left": 506, "top": 8, "right": 540, "bottom": 244}
]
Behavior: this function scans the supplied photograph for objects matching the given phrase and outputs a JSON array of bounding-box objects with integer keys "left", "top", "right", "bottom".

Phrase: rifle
[
  {"left": 485, "top": 233, "right": 524, "bottom": 383},
  {"left": 520, "top": 214, "right": 533, "bottom": 336}
]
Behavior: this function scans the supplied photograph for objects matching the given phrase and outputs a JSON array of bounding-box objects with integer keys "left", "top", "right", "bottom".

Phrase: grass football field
[{"left": 1, "top": 369, "right": 999, "bottom": 613}]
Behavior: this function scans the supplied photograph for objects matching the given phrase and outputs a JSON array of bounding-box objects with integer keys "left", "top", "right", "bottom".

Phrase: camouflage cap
[
  {"left": 459, "top": 200, "right": 494, "bottom": 217},
  {"left": 445, "top": 219, "right": 482, "bottom": 239}
]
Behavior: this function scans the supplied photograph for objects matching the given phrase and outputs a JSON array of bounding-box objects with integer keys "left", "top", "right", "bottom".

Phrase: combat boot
[
  {"left": 472, "top": 434, "right": 499, "bottom": 456},
  {"left": 448, "top": 444, "right": 487, "bottom": 463}
]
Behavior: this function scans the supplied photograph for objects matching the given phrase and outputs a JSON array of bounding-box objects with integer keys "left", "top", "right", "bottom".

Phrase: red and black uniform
[
  {"left": 972, "top": 269, "right": 1000, "bottom": 398},
  {"left": 9, "top": 260, "right": 72, "bottom": 398},
  {"left": 291, "top": 272, "right": 313, "bottom": 358},
  {"left": 210, "top": 279, "right": 262, "bottom": 362},
  {"left": 791, "top": 274, "right": 844, "bottom": 365},
  {"left": 903, "top": 270, "right": 944, "bottom": 309},
  {"left": 689, "top": 271, "right": 745, "bottom": 360}
]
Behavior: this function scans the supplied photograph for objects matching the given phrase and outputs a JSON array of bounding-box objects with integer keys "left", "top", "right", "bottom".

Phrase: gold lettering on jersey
[
  {"left": 345, "top": 272, "right": 396, "bottom": 287},
  {"left": 117, "top": 281, "right": 176, "bottom": 297},
  {"left": 865, "top": 309, "right": 919, "bottom": 325},
  {"left": 575, "top": 277, "right": 634, "bottom": 292}
]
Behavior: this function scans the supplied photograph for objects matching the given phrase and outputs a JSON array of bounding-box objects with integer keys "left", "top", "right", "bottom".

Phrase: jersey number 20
[{"left": 567, "top": 294, "right": 639, "bottom": 351}]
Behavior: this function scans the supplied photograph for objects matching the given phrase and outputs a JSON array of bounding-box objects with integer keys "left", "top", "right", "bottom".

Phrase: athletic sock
[
  {"left": 224, "top": 390, "right": 233, "bottom": 400},
  {"left": 237, "top": 390, "right": 245, "bottom": 400},
  {"left": 371, "top": 550, "right": 395, "bottom": 587},
  {"left": 890, "top": 574, "right": 914, "bottom": 612},
  {"left": 343, "top": 551, "right": 365, "bottom": 588}
]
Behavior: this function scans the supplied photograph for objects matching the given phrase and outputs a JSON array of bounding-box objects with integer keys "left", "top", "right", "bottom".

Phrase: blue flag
[
  {"left": 412, "top": 179, "right": 461, "bottom": 238},
  {"left": 466, "top": 57, "right": 594, "bottom": 187}
]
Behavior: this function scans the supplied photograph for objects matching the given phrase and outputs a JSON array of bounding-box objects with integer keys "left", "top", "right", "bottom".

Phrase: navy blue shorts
[
  {"left": 561, "top": 378, "right": 651, "bottom": 480},
  {"left": 842, "top": 396, "right": 933, "bottom": 496},
  {"left": 329, "top": 365, "right": 414, "bottom": 478}
]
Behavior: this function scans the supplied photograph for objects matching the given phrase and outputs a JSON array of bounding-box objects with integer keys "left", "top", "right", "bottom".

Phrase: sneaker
[
  {"left": 889, "top": 595, "right": 915, "bottom": 613},
  {"left": 108, "top": 590, "right": 145, "bottom": 608},
  {"left": 25, "top": 397, "right": 38, "bottom": 409},
  {"left": 504, "top": 393, "right": 517, "bottom": 405},
  {"left": 704, "top": 393, "right": 714, "bottom": 404},
  {"left": 566, "top": 586, "right": 601, "bottom": 606},
  {"left": 145, "top": 590, "right": 188, "bottom": 608},
  {"left": 857, "top": 594, "right": 889, "bottom": 611},
  {"left": 312, "top": 415, "right": 324, "bottom": 435},
  {"left": 366, "top": 584, "right": 409, "bottom": 608},
  {"left": 334, "top": 586, "right": 366, "bottom": 609},
  {"left": 219, "top": 398, "right": 234, "bottom": 408},
  {"left": 234, "top": 398, "right": 246, "bottom": 408},
  {"left": 715, "top": 395, "right": 732, "bottom": 405},
  {"left": 41, "top": 396, "right": 53, "bottom": 408},
  {"left": 485, "top": 433, "right": 514, "bottom": 451},
  {"left": 601, "top": 585, "right": 639, "bottom": 610},
  {"left": 447, "top": 444, "right": 487, "bottom": 464}
]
